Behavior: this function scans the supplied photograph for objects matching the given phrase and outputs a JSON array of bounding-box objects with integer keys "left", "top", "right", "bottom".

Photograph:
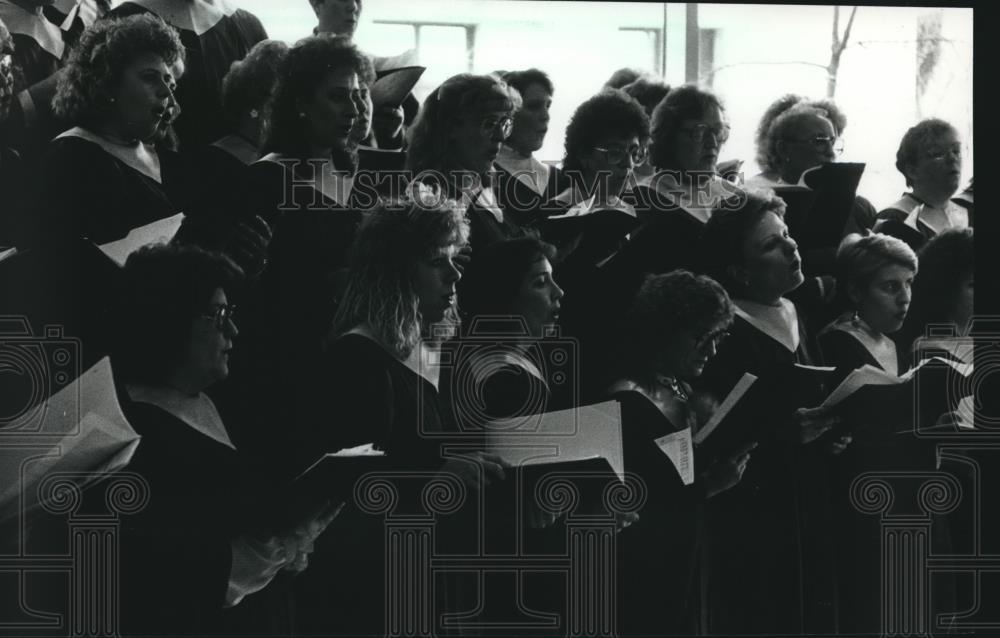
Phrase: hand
[
  {"left": 439, "top": 451, "right": 507, "bottom": 493},
  {"left": 225, "top": 215, "right": 273, "bottom": 277},
  {"left": 791, "top": 406, "right": 843, "bottom": 444},
  {"left": 614, "top": 510, "right": 639, "bottom": 533},
  {"left": 826, "top": 434, "right": 852, "bottom": 455},
  {"left": 372, "top": 105, "right": 405, "bottom": 145},
  {"left": 717, "top": 158, "right": 744, "bottom": 183},
  {"left": 281, "top": 500, "right": 344, "bottom": 573},
  {"left": 702, "top": 441, "right": 757, "bottom": 498}
]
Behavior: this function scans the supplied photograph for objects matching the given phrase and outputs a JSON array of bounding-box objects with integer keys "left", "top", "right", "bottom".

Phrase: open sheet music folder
[{"left": 286, "top": 444, "right": 387, "bottom": 523}]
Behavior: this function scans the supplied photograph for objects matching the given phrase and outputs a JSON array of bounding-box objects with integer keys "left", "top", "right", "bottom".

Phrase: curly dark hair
[
  {"left": 698, "top": 190, "right": 787, "bottom": 296},
  {"left": 263, "top": 34, "right": 373, "bottom": 159},
  {"left": 405, "top": 73, "right": 521, "bottom": 192},
  {"left": 648, "top": 84, "right": 725, "bottom": 171},
  {"left": 897, "top": 228, "right": 974, "bottom": 349},
  {"left": 621, "top": 78, "right": 671, "bottom": 117},
  {"left": 221, "top": 39, "right": 289, "bottom": 130},
  {"left": 458, "top": 236, "right": 558, "bottom": 321},
  {"left": 112, "top": 243, "right": 243, "bottom": 385},
  {"left": 604, "top": 67, "right": 644, "bottom": 90},
  {"left": 562, "top": 88, "right": 649, "bottom": 176},
  {"left": 755, "top": 96, "right": 847, "bottom": 175},
  {"left": 620, "top": 269, "right": 734, "bottom": 387},
  {"left": 53, "top": 14, "right": 184, "bottom": 128},
  {"left": 894, "top": 118, "right": 959, "bottom": 187},
  {"left": 500, "top": 68, "right": 554, "bottom": 98}
]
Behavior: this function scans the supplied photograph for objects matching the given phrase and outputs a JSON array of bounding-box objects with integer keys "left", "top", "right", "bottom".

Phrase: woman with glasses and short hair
[
  {"left": 607, "top": 269, "right": 754, "bottom": 636},
  {"left": 406, "top": 73, "right": 527, "bottom": 250},
  {"left": 109, "top": 243, "right": 339, "bottom": 637},
  {"left": 746, "top": 97, "right": 877, "bottom": 237},
  {"left": 874, "top": 118, "right": 970, "bottom": 251}
]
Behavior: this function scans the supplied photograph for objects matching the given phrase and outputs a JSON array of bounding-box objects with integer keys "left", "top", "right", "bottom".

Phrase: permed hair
[
  {"left": 405, "top": 73, "right": 521, "bottom": 191},
  {"left": 894, "top": 118, "right": 960, "bottom": 187},
  {"left": 263, "top": 34, "right": 373, "bottom": 159},
  {"left": 835, "top": 232, "right": 918, "bottom": 307},
  {"left": 221, "top": 39, "right": 289, "bottom": 129},
  {"left": 53, "top": 14, "right": 184, "bottom": 127},
  {"left": 698, "top": 190, "right": 787, "bottom": 296},
  {"left": 331, "top": 197, "right": 470, "bottom": 360},
  {"left": 648, "top": 84, "right": 725, "bottom": 171},
  {"left": 758, "top": 99, "right": 847, "bottom": 174},
  {"left": 562, "top": 88, "right": 649, "bottom": 175},
  {"left": 622, "top": 269, "right": 734, "bottom": 387},
  {"left": 113, "top": 243, "right": 243, "bottom": 385},
  {"left": 621, "top": 78, "right": 671, "bottom": 117}
]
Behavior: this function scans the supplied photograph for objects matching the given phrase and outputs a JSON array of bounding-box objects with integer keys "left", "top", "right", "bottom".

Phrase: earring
[
  {"left": 298, "top": 111, "right": 305, "bottom": 119},
  {"left": 250, "top": 109, "right": 259, "bottom": 119},
  {"left": 851, "top": 310, "right": 861, "bottom": 327}
]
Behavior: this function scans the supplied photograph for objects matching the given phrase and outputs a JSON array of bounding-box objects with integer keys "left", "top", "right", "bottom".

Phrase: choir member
[
  {"left": 448, "top": 235, "right": 566, "bottom": 424},
  {"left": 875, "top": 118, "right": 970, "bottom": 250},
  {"left": 109, "top": 0, "right": 268, "bottom": 147},
  {"left": 493, "top": 68, "right": 568, "bottom": 219},
  {"left": 222, "top": 34, "right": 372, "bottom": 477},
  {"left": 174, "top": 38, "right": 288, "bottom": 275},
  {"left": 43, "top": 0, "right": 107, "bottom": 48},
  {"left": 0, "top": 18, "right": 25, "bottom": 249},
  {"left": 36, "top": 13, "right": 184, "bottom": 246},
  {"left": 747, "top": 96, "right": 877, "bottom": 235},
  {"left": 109, "top": 243, "right": 338, "bottom": 637},
  {"left": 644, "top": 83, "right": 743, "bottom": 223},
  {"left": 896, "top": 227, "right": 974, "bottom": 359},
  {"left": 607, "top": 269, "right": 754, "bottom": 636},
  {"left": 293, "top": 197, "right": 506, "bottom": 637},
  {"left": 694, "top": 191, "right": 844, "bottom": 635},
  {"left": 406, "top": 73, "right": 526, "bottom": 249}
]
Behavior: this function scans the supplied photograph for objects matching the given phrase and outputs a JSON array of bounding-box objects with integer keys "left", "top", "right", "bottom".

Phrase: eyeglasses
[
  {"left": 924, "top": 146, "right": 962, "bottom": 162},
  {"left": 480, "top": 115, "right": 514, "bottom": 139},
  {"left": 695, "top": 328, "right": 729, "bottom": 351},
  {"left": 680, "top": 123, "right": 731, "bottom": 144},
  {"left": 199, "top": 304, "right": 237, "bottom": 330},
  {"left": 788, "top": 135, "right": 844, "bottom": 154},
  {"left": 592, "top": 143, "right": 648, "bottom": 166}
]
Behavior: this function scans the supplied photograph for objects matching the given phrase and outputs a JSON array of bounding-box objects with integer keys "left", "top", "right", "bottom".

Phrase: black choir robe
[
  {"left": 694, "top": 299, "right": 840, "bottom": 636},
  {"left": 818, "top": 318, "right": 956, "bottom": 635},
  {"left": 109, "top": 0, "right": 268, "bottom": 147}
]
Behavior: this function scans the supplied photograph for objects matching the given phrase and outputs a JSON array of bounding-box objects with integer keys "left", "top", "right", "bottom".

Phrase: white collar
[
  {"left": 734, "top": 298, "right": 800, "bottom": 353},
  {"left": 57, "top": 126, "right": 161, "bottom": 183},
  {"left": 465, "top": 183, "right": 504, "bottom": 223},
  {"left": 470, "top": 348, "right": 547, "bottom": 391},
  {"left": 50, "top": 0, "right": 100, "bottom": 30},
  {"left": 551, "top": 185, "right": 636, "bottom": 218},
  {"left": 895, "top": 193, "right": 968, "bottom": 234},
  {"left": 122, "top": 0, "right": 237, "bottom": 36},
  {"left": 495, "top": 145, "right": 550, "bottom": 196},
  {"left": 823, "top": 312, "right": 898, "bottom": 376},
  {"left": 0, "top": 1, "right": 66, "bottom": 59},
  {"left": 212, "top": 134, "right": 259, "bottom": 165},
  {"left": 649, "top": 171, "right": 741, "bottom": 225},
  {"left": 259, "top": 152, "right": 353, "bottom": 208},
  {"left": 127, "top": 384, "right": 235, "bottom": 449}
]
